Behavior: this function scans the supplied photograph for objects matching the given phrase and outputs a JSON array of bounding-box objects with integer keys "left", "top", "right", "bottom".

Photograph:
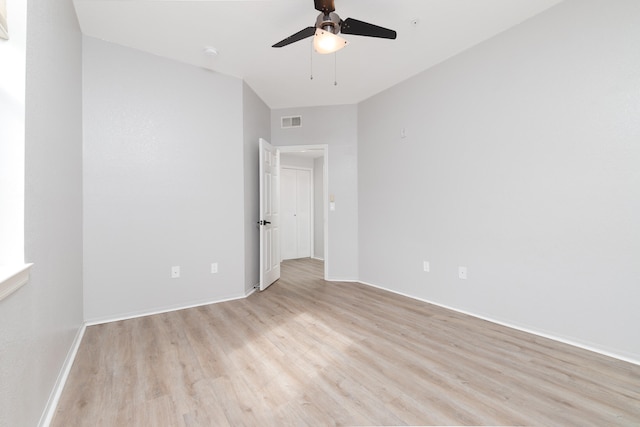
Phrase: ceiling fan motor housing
[
  {"left": 316, "top": 12, "right": 342, "bottom": 34},
  {"left": 271, "top": 0, "right": 396, "bottom": 49}
]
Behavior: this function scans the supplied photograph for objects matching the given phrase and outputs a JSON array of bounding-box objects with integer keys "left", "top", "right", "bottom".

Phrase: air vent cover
[{"left": 281, "top": 115, "right": 302, "bottom": 129}]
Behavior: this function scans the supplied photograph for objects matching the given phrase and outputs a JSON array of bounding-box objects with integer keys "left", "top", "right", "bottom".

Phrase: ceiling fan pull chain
[{"left": 334, "top": 52, "right": 338, "bottom": 86}]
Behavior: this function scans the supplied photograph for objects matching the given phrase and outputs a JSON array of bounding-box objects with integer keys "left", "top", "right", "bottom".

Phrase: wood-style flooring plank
[{"left": 52, "top": 258, "right": 640, "bottom": 426}]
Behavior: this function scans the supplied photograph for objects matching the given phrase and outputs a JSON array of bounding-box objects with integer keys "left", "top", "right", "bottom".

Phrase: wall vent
[{"left": 281, "top": 115, "right": 302, "bottom": 129}]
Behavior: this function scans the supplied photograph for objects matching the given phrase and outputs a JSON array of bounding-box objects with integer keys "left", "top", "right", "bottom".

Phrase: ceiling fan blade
[
  {"left": 341, "top": 18, "right": 397, "bottom": 39},
  {"left": 272, "top": 26, "right": 317, "bottom": 48},
  {"left": 314, "top": 0, "right": 335, "bottom": 13}
]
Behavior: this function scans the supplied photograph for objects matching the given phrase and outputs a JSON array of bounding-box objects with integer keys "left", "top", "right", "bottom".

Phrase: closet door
[
  {"left": 296, "top": 170, "right": 311, "bottom": 258},
  {"left": 281, "top": 168, "right": 311, "bottom": 260},
  {"left": 281, "top": 169, "right": 298, "bottom": 260}
]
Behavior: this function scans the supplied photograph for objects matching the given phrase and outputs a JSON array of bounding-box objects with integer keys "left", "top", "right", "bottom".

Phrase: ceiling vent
[{"left": 281, "top": 115, "right": 302, "bottom": 129}]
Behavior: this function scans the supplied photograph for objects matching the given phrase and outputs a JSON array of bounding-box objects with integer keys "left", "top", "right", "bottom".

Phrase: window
[
  {"left": 0, "top": 0, "right": 8, "bottom": 40},
  {"left": 0, "top": 0, "right": 31, "bottom": 301}
]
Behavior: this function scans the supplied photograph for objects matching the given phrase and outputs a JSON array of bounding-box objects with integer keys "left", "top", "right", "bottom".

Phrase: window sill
[{"left": 0, "top": 264, "right": 33, "bottom": 302}]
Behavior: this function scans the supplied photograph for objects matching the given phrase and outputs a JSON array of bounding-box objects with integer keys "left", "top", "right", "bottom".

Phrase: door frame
[{"left": 277, "top": 144, "right": 329, "bottom": 281}]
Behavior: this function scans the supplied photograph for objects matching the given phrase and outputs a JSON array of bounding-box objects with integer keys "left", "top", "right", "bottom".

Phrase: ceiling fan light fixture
[{"left": 313, "top": 28, "right": 348, "bottom": 54}]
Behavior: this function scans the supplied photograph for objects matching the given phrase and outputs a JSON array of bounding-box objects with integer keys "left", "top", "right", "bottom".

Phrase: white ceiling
[{"left": 73, "top": 0, "right": 562, "bottom": 109}]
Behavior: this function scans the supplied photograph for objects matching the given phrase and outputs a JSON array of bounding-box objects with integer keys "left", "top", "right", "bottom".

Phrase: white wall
[
  {"left": 83, "top": 38, "right": 246, "bottom": 322},
  {"left": 0, "top": 0, "right": 84, "bottom": 425},
  {"left": 242, "top": 82, "right": 270, "bottom": 293},
  {"left": 358, "top": 0, "right": 640, "bottom": 362},
  {"left": 272, "top": 105, "right": 358, "bottom": 280}
]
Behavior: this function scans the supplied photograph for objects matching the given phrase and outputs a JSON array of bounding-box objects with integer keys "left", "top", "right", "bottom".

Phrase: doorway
[
  {"left": 278, "top": 145, "right": 328, "bottom": 280},
  {"left": 281, "top": 167, "right": 312, "bottom": 260}
]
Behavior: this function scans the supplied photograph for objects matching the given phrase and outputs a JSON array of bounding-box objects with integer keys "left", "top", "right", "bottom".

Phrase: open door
[{"left": 259, "top": 138, "right": 281, "bottom": 290}]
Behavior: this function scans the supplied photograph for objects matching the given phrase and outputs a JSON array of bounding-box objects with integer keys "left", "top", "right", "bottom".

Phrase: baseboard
[
  {"left": 326, "top": 277, "right": 359, "bottom": 283},
  {"left": 311, "top": 256, "right": 324, "bottom": 261},
  {"left": 358, "top": 280, "right": 640, "bottom": 367},
  {"left": 38, "top": 323, "right": 86, "bottom": 427},
  {"left": 246, "top": 284, "right": 259, "bottom": 297},
  {"left": 41, "top": 289, "right": 258, "bottom": 424},
  {"left": 85, "top": 293, "right": 247, "bottom": 326},
  {"left": 36, "top": 275, "right": 638, "bottom": 427}
]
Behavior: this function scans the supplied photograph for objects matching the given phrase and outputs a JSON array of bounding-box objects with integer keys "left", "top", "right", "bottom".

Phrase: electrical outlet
[
  {"left": 458, "top": 266, "right": 467, "bottom": 280},
  {"left": 423, "top": 261, "right": 430, "bottom": 272},
  {"left": 211, "top": 262, "right": 218, "bottom": 274},
  {"left": 171, "top": 266, "right": 180, "bottom": 279}
]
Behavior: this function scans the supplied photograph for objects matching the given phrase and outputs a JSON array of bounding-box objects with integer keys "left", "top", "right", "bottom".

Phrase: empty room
[{"left": 1, "top": 0, "right": 639, "bottom": 426}]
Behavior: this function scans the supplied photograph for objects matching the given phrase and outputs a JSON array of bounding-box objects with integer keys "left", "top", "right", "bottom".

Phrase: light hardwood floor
[{"left": 53, "top": 258, "right": 640, "bottom": 426}]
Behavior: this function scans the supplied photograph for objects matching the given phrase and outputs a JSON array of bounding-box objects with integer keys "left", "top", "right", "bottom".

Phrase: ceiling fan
[{"left": 272, "top": 0, "right": 397, "bottom": 54}]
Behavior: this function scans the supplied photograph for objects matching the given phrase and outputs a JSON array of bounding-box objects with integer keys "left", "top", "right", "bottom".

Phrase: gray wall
[
  {"left": 242, "top": 82, "right": 270, "bottom": 293},
  {"left": 272, "top": 105, "right": 358, "bottom": 280},
  {"left": 83, "top": 38, "right": 246, "bottom": 322},
  {"left": 1, "top": 0, "right": 84, "bottom": 425},
  {"left": 358, "top": 0, "right": 640, "bottom": 362}
]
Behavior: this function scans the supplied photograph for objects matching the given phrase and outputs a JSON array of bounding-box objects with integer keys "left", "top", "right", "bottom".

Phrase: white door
[
  {"left": 259, "top": 138, "right": 280, "bottom": 291},
  {"left": 281, "top": 168, "right": 311, "bottom": 260},
  {"left": 281, "top": 168, "right": 298, "bottom": 260}
]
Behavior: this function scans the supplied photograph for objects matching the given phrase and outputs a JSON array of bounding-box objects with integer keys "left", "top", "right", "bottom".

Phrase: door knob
[{"left": 258, "top": 220, "right": 271, "bottom": 226}]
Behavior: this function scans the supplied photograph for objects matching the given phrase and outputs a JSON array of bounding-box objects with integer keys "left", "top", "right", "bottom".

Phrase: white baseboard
[
  {"left": 311, "top": 256, "right": 324, "bottom": 261},
  {"left": 326, "top": 277, "right": 359, "bottom": 283},
  {"left": 36, "top": 275, "right": 638, "bottom": 427},
  {"left": 38, "top": 323, "right": 86, "bottom": 427},
  {"left": 246, "top": 284, "right": 259, "bottom": 297},
  {"left": 39, "top": 289, "right": 261, "bottom": 425},
  {"left": 85, "top": 293, "right": 247, "bottom": 326},
  {"left": 358, "top": 280, "right": 640, "bottom": 367}
]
